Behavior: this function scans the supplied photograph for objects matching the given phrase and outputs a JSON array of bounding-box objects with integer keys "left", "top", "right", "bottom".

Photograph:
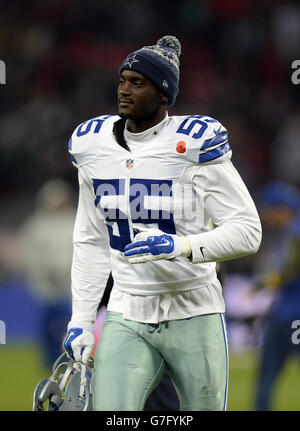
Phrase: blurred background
[{"left": 1, "top": 0, "right": 300, "bottom": 411}]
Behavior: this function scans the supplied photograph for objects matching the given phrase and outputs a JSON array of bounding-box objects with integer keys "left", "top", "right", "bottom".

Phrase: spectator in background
[
  {"left": 271, "top": 108, "right": 300, "bottom": 188},
  {"left": 255, "top": 181, "right": 300, "bottom": 411},
  {"left": 18, "top": 178, "right": 75, "bottom": 368}
]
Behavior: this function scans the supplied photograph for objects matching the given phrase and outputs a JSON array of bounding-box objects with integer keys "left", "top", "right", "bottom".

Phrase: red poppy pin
[{"left": 176, "top": 141, "right": 186, "bottom": 154}]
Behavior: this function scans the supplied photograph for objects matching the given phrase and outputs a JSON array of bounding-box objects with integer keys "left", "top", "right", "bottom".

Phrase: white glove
[
  {"left": 124, "top": 228, "right": 191, "bottom": 264},
  {"left": 63, "top": 321, "right": 95, "bottom": 364}
]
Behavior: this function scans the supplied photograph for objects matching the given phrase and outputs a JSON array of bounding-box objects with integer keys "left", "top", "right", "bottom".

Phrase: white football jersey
[{"left": 68, "top": 113, "right": 262, "bottom": 322}]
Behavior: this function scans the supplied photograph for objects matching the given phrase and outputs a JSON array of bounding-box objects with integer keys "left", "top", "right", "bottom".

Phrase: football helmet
[{"left": 33, "top": 352, "right": 93, "bottom": 411}]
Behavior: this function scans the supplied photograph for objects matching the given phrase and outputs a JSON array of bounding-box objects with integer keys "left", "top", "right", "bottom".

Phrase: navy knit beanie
[{"left": 119, "top": 35, "right": 181, "bottom": 106}]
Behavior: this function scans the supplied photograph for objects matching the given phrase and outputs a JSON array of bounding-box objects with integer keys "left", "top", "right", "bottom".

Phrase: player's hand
[
  {"left": 63, "top": 321, "right": 95, "bottom": 364},
  {"left": 124, "top": 228, "right": 191, "bottom": 264}
]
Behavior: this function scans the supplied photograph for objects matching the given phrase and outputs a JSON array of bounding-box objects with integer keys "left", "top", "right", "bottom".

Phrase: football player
[{"left": 64, "top": 35, "right": 262, "bottom": 411}]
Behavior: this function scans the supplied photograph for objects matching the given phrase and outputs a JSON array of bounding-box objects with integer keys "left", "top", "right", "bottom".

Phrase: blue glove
[
  {"left": 63, "top": 321, "right": 95, "bottom": 364},
  {"left": 124, "top": 228, "right": 190, "bottom": 264}
]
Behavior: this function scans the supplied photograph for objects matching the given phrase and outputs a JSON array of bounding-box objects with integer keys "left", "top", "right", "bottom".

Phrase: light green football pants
[{"left": 92, "top": 311, "right": 228, "bottom": 411}]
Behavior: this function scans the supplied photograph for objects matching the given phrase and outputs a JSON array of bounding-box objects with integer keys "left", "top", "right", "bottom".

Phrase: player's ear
[{"left": 160, "top": 93, "right": 169, "bottom": 105}]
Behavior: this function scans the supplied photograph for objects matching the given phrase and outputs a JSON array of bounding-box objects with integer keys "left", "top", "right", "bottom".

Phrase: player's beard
[{"left": 118, "top": 94, "right": 162, "bottom": 122}]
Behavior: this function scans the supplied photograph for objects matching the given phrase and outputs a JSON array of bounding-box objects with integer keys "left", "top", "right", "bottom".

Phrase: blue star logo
[{"left": 123, "top": 54, "right": 139, "bottom": 68}]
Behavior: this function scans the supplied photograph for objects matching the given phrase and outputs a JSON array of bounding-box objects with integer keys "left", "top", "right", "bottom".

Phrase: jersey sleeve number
[
  {"left": 176, "top": 115, "right": 218, "bottom": 139},
  {"left": 76, "top": 116, "right": 112, "bottom": 137}
]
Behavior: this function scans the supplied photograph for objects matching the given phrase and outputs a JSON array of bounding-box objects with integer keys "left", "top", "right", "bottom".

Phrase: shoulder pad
[
  {"left": 68, "top": 115, "right": 119, "bottom": 166},
  {"left": 173, "top": 115, "right": 232, "bottom": 165}
]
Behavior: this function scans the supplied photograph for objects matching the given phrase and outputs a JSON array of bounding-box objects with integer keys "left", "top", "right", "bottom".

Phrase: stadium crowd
[{"left": 1, "top": 0, "right": 300, "bottom": 212}]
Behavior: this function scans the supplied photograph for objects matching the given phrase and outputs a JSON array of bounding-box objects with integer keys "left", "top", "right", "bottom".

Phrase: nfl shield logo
[{"left": 126, "top": 159, "right": 134, "bottom": 169}]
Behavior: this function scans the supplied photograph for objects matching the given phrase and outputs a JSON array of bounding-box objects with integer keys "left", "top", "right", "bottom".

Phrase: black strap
[{"left": 113, "top": 119, "right": 130, "bottom": 151}]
